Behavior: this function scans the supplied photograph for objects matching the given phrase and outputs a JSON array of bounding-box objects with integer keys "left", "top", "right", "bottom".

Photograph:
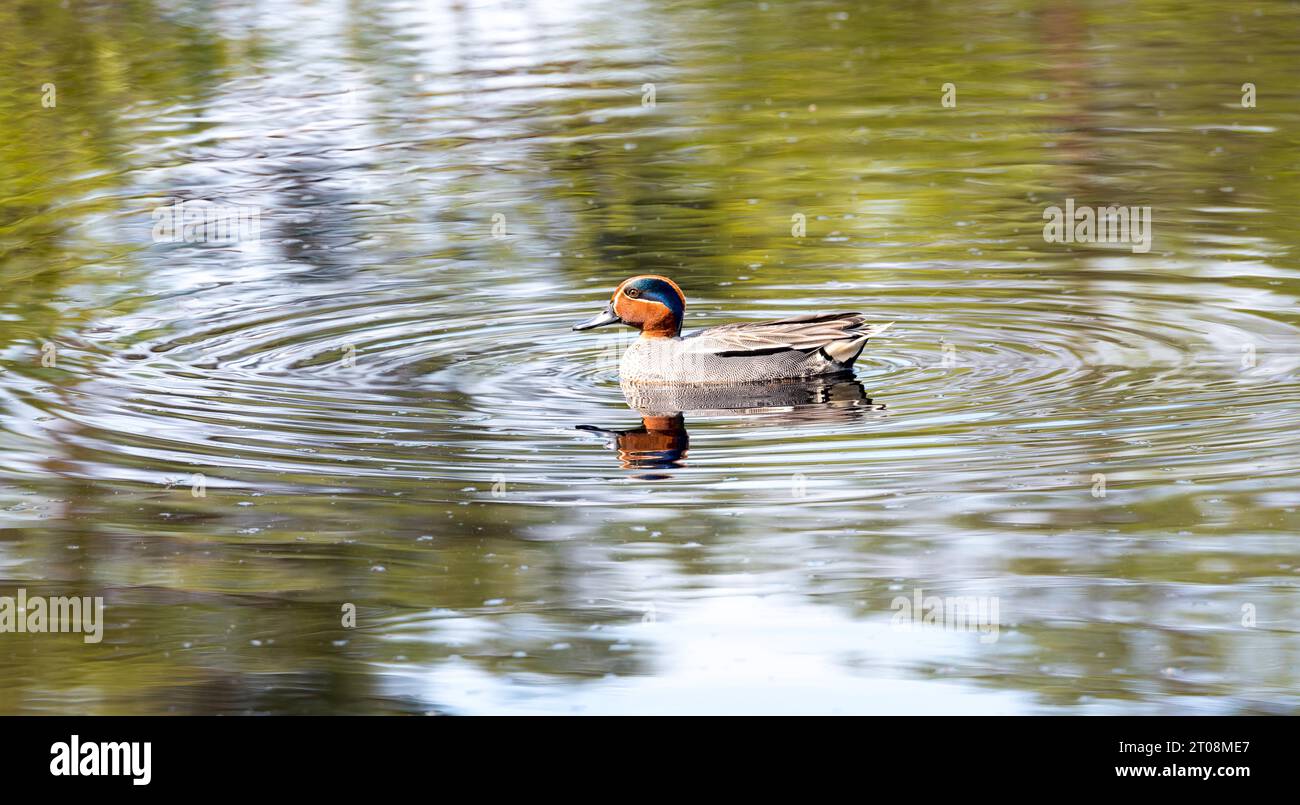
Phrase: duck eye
[{"left": 625, "top": 288, "right": 641, "bottom": 298}]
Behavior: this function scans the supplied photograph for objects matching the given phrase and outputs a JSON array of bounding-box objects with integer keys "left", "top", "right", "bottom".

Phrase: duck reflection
[
  {"left": 577, "top": 413, "right": 690, "bottom": 472},
  {"left": 579, "top": 374, "right": 885, "bottom": 473}
]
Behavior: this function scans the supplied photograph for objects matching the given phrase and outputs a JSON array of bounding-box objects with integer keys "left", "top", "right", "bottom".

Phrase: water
[{"left": 1, "top": 0, "right": 1298, "bottom": 714}]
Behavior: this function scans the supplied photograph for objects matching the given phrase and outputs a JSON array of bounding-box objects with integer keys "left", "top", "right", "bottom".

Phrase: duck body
[
  {"left": 574, "top": 275, "right": 892, "bottom": 385},
  {"left": 619, "top": 313, "right": 892, "bottom": 383}
]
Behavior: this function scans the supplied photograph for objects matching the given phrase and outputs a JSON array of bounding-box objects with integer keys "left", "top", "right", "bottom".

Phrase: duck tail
[
  {"left": 822, "top": 336, "right": 867, "bottom": 364},
  {"left": 854, "top": 321, "right": 894, "bottom": 337},
  {"left": 823, "top": 322, "right": 893, "bottom": 365}
]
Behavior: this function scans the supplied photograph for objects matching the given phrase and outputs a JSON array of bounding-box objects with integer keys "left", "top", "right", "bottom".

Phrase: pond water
[{"left": 1, "top": 0, "right": 1298, "bottom": 714}]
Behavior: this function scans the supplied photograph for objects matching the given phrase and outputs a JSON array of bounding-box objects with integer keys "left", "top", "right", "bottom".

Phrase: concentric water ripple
[{"left": 7, "top": 269, "right": 1298, "bottom": 519}]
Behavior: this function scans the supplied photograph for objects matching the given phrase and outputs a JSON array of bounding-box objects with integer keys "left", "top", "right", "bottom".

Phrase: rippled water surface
[{"left": 2, "top": 0, "right": 1299, "bottom": 714}]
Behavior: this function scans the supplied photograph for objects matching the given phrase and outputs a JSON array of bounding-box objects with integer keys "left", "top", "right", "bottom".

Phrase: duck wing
[{"left": 687, "top": 313, "right": 892, "bottom": 356}]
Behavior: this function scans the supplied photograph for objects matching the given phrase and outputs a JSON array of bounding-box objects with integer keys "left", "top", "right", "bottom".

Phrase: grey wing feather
[{"left": 690, "top": 313, "right": 892, "bottom": 355}]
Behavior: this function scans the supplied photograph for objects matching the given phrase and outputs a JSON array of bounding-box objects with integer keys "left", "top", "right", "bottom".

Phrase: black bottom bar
[{"left": 0, "top": 715, "right": 1285, "bottom": 791}]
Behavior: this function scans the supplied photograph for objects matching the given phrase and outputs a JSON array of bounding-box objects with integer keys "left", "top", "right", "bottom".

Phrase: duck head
[
  {"left": 577, "top": 414, "right": 689, "bottom": 472},
  {"left": 572, "top": 275, "right": 686, "bottom": 338}
]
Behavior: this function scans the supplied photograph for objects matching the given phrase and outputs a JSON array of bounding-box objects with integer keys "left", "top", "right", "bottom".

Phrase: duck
[{"left": 572, "top": 275, "right": 893, "bottom": 383}]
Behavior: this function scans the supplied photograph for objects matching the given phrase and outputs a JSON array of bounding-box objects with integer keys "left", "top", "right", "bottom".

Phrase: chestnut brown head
[{"left": 572, "top": 275, "right": 686, "bottom": 338}]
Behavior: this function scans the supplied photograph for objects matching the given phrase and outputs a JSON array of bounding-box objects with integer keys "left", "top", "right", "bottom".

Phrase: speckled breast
[{"left": 620, "top": 337, "right": 838, "bottom": 383}]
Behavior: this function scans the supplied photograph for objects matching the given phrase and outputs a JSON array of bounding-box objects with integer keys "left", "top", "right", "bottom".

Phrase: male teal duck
[{"left": 573, "top": 275, "right": 893, "bottom": 383}]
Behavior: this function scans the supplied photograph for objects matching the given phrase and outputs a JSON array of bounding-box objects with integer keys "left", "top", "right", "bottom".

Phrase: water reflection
[
  {"left": 580, "top": 375, "right": 884, "bottom": 472},
  {"left": 578, "top": 415, "right": 689, "bottom": 473}
]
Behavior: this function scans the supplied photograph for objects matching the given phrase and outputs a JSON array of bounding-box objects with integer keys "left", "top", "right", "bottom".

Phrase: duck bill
[{"left": 572, "top": 303, "right": 622, "bottom": 331}]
